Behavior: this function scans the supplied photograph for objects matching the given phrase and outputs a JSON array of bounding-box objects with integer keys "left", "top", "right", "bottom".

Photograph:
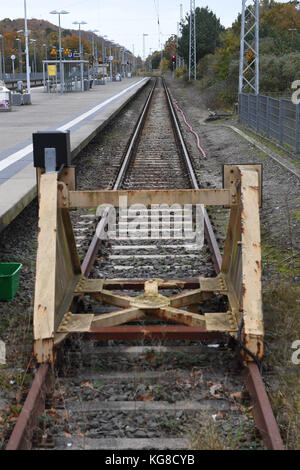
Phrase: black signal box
[{"left": 33, "top": 130, "right": 71, "bottom": 169}]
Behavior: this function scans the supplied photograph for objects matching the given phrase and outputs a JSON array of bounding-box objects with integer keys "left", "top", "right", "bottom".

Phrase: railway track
[{"left": 6, "top": 77, "right": 284, "bottom": 451}]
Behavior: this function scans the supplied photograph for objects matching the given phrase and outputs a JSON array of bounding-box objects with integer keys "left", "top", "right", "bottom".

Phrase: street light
[
  {"left": 23, "top": 1, "right": 31, "bottom": 97},
  {"left": 73, "top": 21, "right": 87, "bottom": 59},
  {"left": 29, "top": 39, "right": 37, "bottom": 75},
  {"left": 110, "top": 40, "right": 116, "bottom": 79},
  {"left": 43, "top": 43, "right": 48, "bottom": 61},
  {"left": 143, "top": 33, "right": 149, "bottom": 65},
  {"left": 50, "top": 10, "right": 70, "bottom": 94},
  {"left": 99, "top": 35, "right": 108, "bottom": 83},
  {"left": 16, "top": 38, "right": 23, "bottom": 74},
  {"left": 89, "top": 29, "right": 99, "bottom": 84},
  {"left": 0, "top": 34, "right": 4, "bottom": 79},
  {"left": 73, "top": 21, "right": 87, "bottom": 91}
]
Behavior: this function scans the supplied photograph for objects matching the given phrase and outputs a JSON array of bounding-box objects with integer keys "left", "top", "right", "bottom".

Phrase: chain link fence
[{"left": 239, "top": 93, "right": 300, "bottom": 153}]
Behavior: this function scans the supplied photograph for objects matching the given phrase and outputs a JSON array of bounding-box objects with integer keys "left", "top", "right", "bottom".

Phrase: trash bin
[
  {"left": 84, "top": 79, "right": 89, "bottom": 91},
  {"left": 11, "top": 93, "right": 23, "bottom": 106},
  {"left": 22, "top": 93, "right": 31, "bottom": 105},
  {"left": 0, "top": 263, "right": 22, "bottom": 301},
  {"left": 0, "top": 84, "right": 11, "bottom": 112}
]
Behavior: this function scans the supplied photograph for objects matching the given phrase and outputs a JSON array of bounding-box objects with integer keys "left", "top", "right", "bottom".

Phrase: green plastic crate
[{"left": 0, "top": 263, "right": 22, "bottom": 301}]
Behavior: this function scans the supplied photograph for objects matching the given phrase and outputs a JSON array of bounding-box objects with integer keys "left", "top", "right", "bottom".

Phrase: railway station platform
[{"left": 0, "top": 76, "right": 150, "bottom": 232}]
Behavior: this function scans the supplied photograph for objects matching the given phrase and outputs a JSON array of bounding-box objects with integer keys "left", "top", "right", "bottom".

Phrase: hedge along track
[{"left": 6, "top": 77, "right": 284, "bottom": 451}]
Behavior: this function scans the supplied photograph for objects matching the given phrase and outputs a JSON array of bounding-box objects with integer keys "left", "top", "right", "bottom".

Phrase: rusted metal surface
[
  {"left": 243, "top": 363, "right": 285, "bottom": 450},
  {"left": 6, "top": 364, "right": 52, "bottom": 451},
  {"left": 90, "top": 325, "right": 226, "bottom": 341}
]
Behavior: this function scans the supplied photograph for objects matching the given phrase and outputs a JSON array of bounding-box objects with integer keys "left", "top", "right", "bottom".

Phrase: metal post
[
  {"left": 239, "top": 0, "right": 259, "bottom": 95},
  {"left": 0, "top": 35, "right": 5, "bottom": 79},
  {"left": 296, "top": 103, "right": 300, "bottom": 153},
  {"left": 179, "top": 3, "right": 184, "bottom": 68},
  {"left": 58, "top": 15, "right": 63, "bottom": 93},
  {"left": 143, "top": 33, "right": 148, "bottom": 70},
  {"left": 266, "top": 96, "right": 270, "bottom": 138},
  {"left": 51, "top": 11, "right": 70, "bottom": 95},
  {"left": 79, "top": 25, "right": 83, "bottom": 90},
  {"left": 279, "top": 99, "right": 284, "bottom": 146},
  {"left": 256, "top": 94, "right": 259, "bottom": 131},
  {"left": 73, "top": 21, "right": 87, "bottom": 91},
  {"left": 189, "top": 0, "right": 196, "bottom": 81},
  {"left": 16, "top": 38, "right": 23, "bottom": 74},
  {"left": 33, "top": 41, "right": 37, "bottom": 75},
  {"left": 0, "top": 36, "right": 2, "bottom": 79},
  {"left": 176, "top": 22, "right": 179, "bottom": 71},
  {"left": 24, "top": 0, "right": 31, "bottom": 96},
  {"left": 102, "top": 37, "right": 105, "bottom": 83}
]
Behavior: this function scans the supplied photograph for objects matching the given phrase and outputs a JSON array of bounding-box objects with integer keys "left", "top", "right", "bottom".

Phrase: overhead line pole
[
  {"left": 189, "top": 0, "right": 196, "bottom": 81},
  {"left": 239, "top": 0, "right": 259, "bottom": 95},
  {"left": 24, "top": 0, "right": 31, "bottom": 98}
]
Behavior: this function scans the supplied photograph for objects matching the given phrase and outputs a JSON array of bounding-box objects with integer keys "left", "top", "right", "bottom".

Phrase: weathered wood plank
[
  {"left": 153, "top": 307, "right": 206, "bottom": 327},
  {"left": 240, "top": 168, "right": 264, "bottom": 340},
  {"left": 92, "top": 308, "right": 145, "bottom": 328},
  {"left": 34, "top": 173, "right": 58, "bottom": 363},
  {"left": 68, "top": 189, "right": 232, "bottom": 208}
]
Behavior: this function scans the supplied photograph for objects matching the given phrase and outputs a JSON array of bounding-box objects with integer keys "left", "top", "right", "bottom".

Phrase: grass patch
[
  {"left": 263, "top": 282, "right": 300, "bottom": 450},
  {"left": 189, "top": 415, "right": 262, "bottom": 450}
]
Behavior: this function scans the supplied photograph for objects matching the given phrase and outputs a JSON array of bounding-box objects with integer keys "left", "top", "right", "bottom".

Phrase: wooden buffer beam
[{"left": 33, "top": 164, "right": 263, "bottom": 364}]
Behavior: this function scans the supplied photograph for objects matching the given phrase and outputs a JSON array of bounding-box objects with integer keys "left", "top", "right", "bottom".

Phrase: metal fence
[
  {"left": 239, "top": 93, "right": 300, "bottom": 153},
  {"left": 2, "top": 73, "right": 44, "bottom": 81}
]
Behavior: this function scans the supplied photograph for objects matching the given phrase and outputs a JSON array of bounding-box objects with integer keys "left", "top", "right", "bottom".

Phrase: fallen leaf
[
  {"left": 209, "top": 383, "right": 223, "bottom": 398},
  {"left": 47, "top": 408, "right": 61, "bottom": 420},
  {"left": 230, "top": 391, "right": 244, "bottom": 401},
  {"left": 190, "top": 370, "right": 202, "bottom": 378},
  {"left": 145, "top": 353, "right": 156, "bottom": 362},
  {"left": 137, "top": 394, "right": 154, "bottom": 402},
  {"left": 216, "top": 411, "right": 224, "bottom": 420},
  {"left": 80, "top": 381, "right": 94, "bottom": 390}
]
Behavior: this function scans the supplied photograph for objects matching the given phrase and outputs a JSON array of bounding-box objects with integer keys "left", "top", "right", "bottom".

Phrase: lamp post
[
  {"left": 0, "top": 34, "right": 4, "bottom": 79},
  {"left": 132, "top": 44, "right": 135, "bottom": 74},
  {"left": 16, "top": 38, "right": 23, "bottom": 74},
  {"left": 73, "top": 21, "right": 87, "bottom": 91},
  {"left": 110, "top": 40, "right": 115, "bottom": 80},
  {"left": 29, "top": 39, "right": 36, "bottom": 75},
  {"left": 143, "top": 33, "right": 148, "bottom": 65},
  {"left": 101, "top": 35, "right": 108, "bottom": 83},
  {"left": 50, "top": 10, "right": 70, "bottom": 94},
  {"left": 23, "top": 1, "right": 31, "bottom": 97},
  {"left": 89, "top": 29, "right": 99, "bottom": 84},
  {"left": 43, "top": 43, "right": 48, "bottom": 61}
]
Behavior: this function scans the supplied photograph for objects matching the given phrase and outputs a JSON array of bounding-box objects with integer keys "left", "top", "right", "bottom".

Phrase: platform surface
[{"left": 0, "top": 77, "right": 149, "bottom": 231}]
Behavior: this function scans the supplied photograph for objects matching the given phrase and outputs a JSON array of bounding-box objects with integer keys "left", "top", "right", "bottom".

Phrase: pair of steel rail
[{"left": 6, "top": 78, "right": 284, "bottom": 451}]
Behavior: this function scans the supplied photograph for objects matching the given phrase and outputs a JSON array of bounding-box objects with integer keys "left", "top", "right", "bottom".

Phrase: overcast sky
[{"left": 0, "top": 0, "right": 291, "bottom": 57}]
